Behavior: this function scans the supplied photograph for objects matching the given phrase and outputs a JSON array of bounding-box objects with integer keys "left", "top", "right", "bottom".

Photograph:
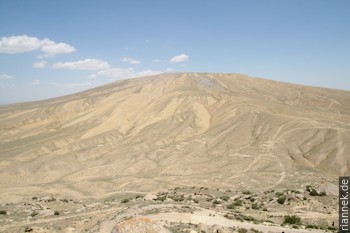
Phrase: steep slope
[{"left": 0, "top": 73, "right": 349, "bottom": 203}]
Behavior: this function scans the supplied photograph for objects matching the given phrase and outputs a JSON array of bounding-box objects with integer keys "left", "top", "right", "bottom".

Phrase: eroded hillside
[{"left": 0, "top": 73, "right": 349, "bottom": 203}]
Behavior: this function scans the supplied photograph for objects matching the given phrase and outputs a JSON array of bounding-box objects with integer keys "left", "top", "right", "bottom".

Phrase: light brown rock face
[
  {"left": 0, "top": 73, "right": 349, "bottom": 203},
  {"left": 111, "top": 218, "right": 170, "bottom": 233}
]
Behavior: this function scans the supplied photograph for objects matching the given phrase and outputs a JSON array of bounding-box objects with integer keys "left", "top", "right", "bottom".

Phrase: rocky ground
[{"left": 0, "top": 185, "right": 338, "bottom": 233}]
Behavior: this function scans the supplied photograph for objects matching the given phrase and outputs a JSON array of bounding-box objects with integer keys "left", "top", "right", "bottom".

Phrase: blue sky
[{"left": 1, "top": 0, "right": 349, "bottom": 104}]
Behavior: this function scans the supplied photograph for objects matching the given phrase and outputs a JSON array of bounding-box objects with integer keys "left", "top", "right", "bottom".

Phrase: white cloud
[
  {"left": 33, "top": 60, "right": 47, "bottom": 68},
  {"left": 152, "top": 59, "right": 161, "bottom": 62},
  {"left": 0, "top": 35, "right": 75, "bottom": 57},
  {"left": 170, "top": 54, "right": 189, "bottom": 63},
  {"left": 52, "top": 58, "right": 110, "bottom": 71},
  {"left": 0, "top": 74, "right": 13, "bottom": 80},
  {"left": 40, "top": 42, "right": 76, "bottom": 58},
  {"left": 30, "top": 79, "right": 40, "bottom": 86},
  {"left": 135, "top": 70, "right": 163, "bottom": 77},
  {"left": 0, "top": 35, "right": 48, "bottom": 54},
  {"left": 122, "top": 57, "right": 140, "bottom": 65},
  {"left": 87, "top": 74, "right": 97, "bottom": 79}
]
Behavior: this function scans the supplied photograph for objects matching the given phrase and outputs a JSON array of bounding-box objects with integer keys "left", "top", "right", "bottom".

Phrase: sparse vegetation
[
  {"left": 30, "top": 211, "right": 39, "bottom": 217},
  {"left": 156, "top": 195, "right": 166, "bottom": 202},
  {"left": 283, "top": 215, "right": 301, "bottom": 225},
  {"left": 212, "top": 199, "right": 221, "bottom": 205},
  {"left": 54, "top": 211, "right": 60, "bottom": 215},
  {"left": 24, "top": 226, "right": 33, "bottom": 232},
  {"left": 237, "top": 228, "right": 248, "bottom": 233},
  {"left": 220, "top": 195, "right": 230, "bottom": 201},
  {"left": 277, "top": 195, "right": 286, "bottom": 204},
  {"left": 252, "top": 203, "right": 260, "bottom": 210},
  {"left": 121, "top": 198, "right": 130, "bottom": 204},
  {"left": 135, "top": 194, "right": 144, "bottom": 199}
]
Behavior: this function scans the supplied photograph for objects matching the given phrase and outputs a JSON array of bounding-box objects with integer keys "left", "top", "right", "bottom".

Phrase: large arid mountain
[{"left": 0, "top": 73, "right": 349, "bottom": 203}]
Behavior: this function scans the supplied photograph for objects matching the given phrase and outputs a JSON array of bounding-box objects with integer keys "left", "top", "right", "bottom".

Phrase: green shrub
[
  {"left": 306, "top": 185, "right": 312, "bottom": 192},
  {"left": 238, "top": 228, "right": 248, "bottom": 233},
  {"left": 156, "top": 195, "right": 166, "bottom": 202},
  {"left": 283, "top": 215, "right": 301, "bottom": 225},
  {"left": 213, "top": 200, "right": 222, "bottom": 205},
  {"left": 242, "top": 191, "right": 251, "bottom": 195},
  {"left": 309, "top": 188, "right": 319, "bottom": 196},
  {"left": 30, "top": 211, "right": 39, "bottom": 217},
  {"left": 24, "top": 226, "right": 33, "bottom": 232},
  {"left": 252, "top": 203, "right": 260, "bottom": 210},
  {"left": 220, "top": 195, "right": 230, "bottom": 201},
  {"left": 172, "top": 195, "right": 184, "bottom": 202},
  {"left": 277, "top": 195, "right": 286, "bottom": 204},
  {"left": 306, "top": 224, "right": 319, "bottom": 229},
  {"left": 234, "top": 199, "right": 243, "bottom": 206},
  {"left": 0, "top": 210, "right": 7, "bottom": 215},
  {"left": 135, "top": 194, "right": 144, "bottom": 199},
  {"left": 54, "top": 211, "right": 60, "bottom": 215},
  {"left": 121, "top": 198, "right": 130, "bottom": 204}
]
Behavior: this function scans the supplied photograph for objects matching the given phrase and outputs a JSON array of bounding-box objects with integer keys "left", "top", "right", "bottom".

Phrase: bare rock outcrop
[{"left": 111, "top": 217, "right": 170, "bottom": 233}]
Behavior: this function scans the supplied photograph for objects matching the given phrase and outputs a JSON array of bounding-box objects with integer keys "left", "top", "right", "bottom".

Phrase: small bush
[
  {"left": 234, "top": 199, "right": 243, "bottom": 206},
  {"left": 54, "top": 211, "right": 60, "bottom": 215},
  {"left": 24, "top": 226, "right": 33, "bottom": 232},
  {"left": 242, "top": 191, "right": 251, "bottom": 195},
  {"left": 277, "top": 195, "right": 286, "bottom": 204},
  {"left": 121, "top": 198, "right": 130, "bottom": 204},
  {"left": 156, "top": 195, "right": 166, "bottom": 202},
  {"left": 213, "top": 200, "right": 221, "bottom": 205},
  {"left": 306, "top": 224, "right": 319, "bottom": 229},
  {"left": 283, "top": 215, "right": 301, "bottom": 225},
  {"left": 227, "top": 203, "right": 235, "bottom": 209},
  {"left": 30, "top": 211, "right": 38, "bottom": 217},
  {"left": 135, "top": 194, "right": 144, "bottom": 199},
  {"left": 252, "top": 203, "right": 260, "bottom": 210},
  {"left": 309, "top": 188, "right": 319, "bottom": 196},
  {"left": 172, "top": 195, "right": 184, "bottom": 202},
  {"left": 0, "top": 210, "right": 7, "bottom": 215},
  {"left": 237, "top": 228, "right": 248, "bottom": 233},
  {"left": 220, "top": 195, "right": 230, "bottom": 202}
]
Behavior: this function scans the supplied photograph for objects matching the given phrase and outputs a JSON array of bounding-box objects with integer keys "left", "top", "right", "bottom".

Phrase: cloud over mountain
[{"left": 170, "top": 54, "right": 189, "bottom": 63}]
